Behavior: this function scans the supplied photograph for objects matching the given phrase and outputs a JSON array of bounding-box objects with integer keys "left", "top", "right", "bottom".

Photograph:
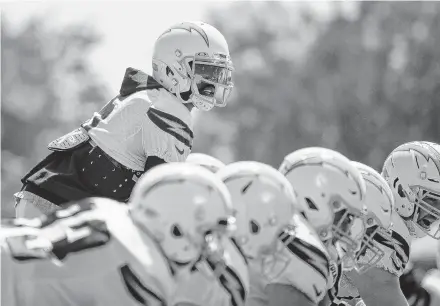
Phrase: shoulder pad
[
  {"left": 266, "top": 215, "right": 331, "bottom": 303},
  {"left": 47, "top": 127, "right": 90, "bottom": 151},
  {"left": 374, "top": 214, "right": 411, "bottom": 277}
]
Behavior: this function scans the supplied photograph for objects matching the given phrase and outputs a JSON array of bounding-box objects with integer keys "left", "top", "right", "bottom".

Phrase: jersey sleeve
[
  {"left": 143, "top": 107, "right": 193, "bottom": 163},
  {"left": 269, "top": 215, "right": 331, "bottom": 304}
]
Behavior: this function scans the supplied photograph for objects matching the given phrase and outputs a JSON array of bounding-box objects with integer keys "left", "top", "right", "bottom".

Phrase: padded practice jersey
[
  {"left": 172, "top": 237, "right": 249, "bottom": 306},
  {"left": 1, "top": 198, "right": 177, "bottom": 306},
  {"left": 83, "top": 68, "right": 194, "bottom": 170},
  {"left": 246, "top": 214, "right": 331, "bottom": 305}
]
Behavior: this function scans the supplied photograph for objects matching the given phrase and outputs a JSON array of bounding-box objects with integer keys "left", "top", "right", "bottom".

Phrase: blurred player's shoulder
[
  {"left": 277, "top": 214, "right": 331, "bottom": 301},
  {"left": 287, "top": 213, "right": 329, "bottom": 255},
  {"left": 1, "top": 197, "right": 176, "bottom": 306},
  {"left": 71, "top": 197, "right": 176, "bottom": 298},
  {"left": 248, "top": 214, "right": 331, "bottom": 305},
  {"left": 215, "top": 237, "right": 249, "bottom": 306},
  {"left": 374, "top": 212, "right": 412, "bottom": 277},
  {"left": 173, "top": 237, "right": 249, "bottom": 306}
]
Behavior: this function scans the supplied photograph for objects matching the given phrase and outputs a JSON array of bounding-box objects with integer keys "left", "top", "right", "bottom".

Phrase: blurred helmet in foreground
[
  {"left": 217, "top": 161, "right": 303, "bottom": 260},
  {"left": 129, "top": 163, "right": 236, "bottom": 268},
  {"left": 186, "top": 153, "right": 225, "bottom": 173},
  {"left": 279, "top": 147, "right": 367, "bottom": 261}
]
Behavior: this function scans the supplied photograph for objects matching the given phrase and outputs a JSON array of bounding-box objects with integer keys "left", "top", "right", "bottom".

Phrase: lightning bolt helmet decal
[{"left": 159, "top": 22, "right": 210, "bottom": 47}]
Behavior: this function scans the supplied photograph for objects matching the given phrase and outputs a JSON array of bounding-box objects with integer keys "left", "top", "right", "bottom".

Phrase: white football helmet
[
  {"left": 152, "top": 21, "right": 234, "bottom": 111},
  {"left": 351, "top": 161, "right": 395, "bottom": 274},
  {"left": 217, "top": 161, "right": 305, "bottom": 260},
  {"left": 186, "top": 153, "right": 225, "bottom": 173},
  {"left": 382, "top": 141, "right": 440, "bottom": 239},
  {"left": 279, "top": 147, "right": 368, "bottom": 259},
  {"left": 129, "top": 163, "right": 236, "bottom": 268}
]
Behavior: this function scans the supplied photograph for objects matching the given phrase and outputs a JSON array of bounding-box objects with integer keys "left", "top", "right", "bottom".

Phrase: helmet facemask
[
  {"left": 396, "top": 183, "right": 440, "bottom": 239},
  {"left": 330, "top": 200, "right": 365, "bottom": 248},
  {"left": 175, "top": 216, "right": 235, "bottom": 276},
  {"left": 259, "top": 228, "right": 294, "bottom": 280},
  {"left": 329, "top": 199, "right": 366, "bottom": 269},
  {"left": 353, "top": 222, "right": 391, "bottom": 274},
  {"left": 175, "top": 52, "right": 234, "bottom": 111},
  {"left": 410, "top": 187, "right": 440, "bottom": 239}
]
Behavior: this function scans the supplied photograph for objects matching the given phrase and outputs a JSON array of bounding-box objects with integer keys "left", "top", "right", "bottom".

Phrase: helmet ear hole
[
  {"left": 171, "top": 224, "right": 183, "bottom": 238},
  {"left": 305, "top": 197, "right": 318, "bottom": 210},
  {"left": 397, "top": 184, "right": 406, "bottom": 198},
  {"left": 250, "top": 220, "right": 260, "bottom": 234},
  {"left": 166, "top": 66, "right": 175, "bottom": 77}
]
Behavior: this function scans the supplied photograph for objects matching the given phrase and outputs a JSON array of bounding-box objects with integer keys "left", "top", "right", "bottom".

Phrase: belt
[{"left": 88, "top": 140, "right": 138, "bottom": 173}]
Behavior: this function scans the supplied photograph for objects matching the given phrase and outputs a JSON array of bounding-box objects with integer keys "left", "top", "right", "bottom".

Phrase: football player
[
  {"left": 174, "top": 154, "right": 248, "bottom": 306},
  {"left": 346, "top": 141, "right": 440, "bottom": 306},
  {"left": 218, "top": 161, "right": 332, "bottom": 306},
  {"left": 279, "top": 148, "right": 369, "bottom": 306},
  {"left": 2, "top": 163, "right": 236, "bottom": 306},
  {"left": 383, "top": 142, "right": 440, "bottom": 240},
  {"left": 15, "top": 20, "right": 234, "bottom": 218},
  {"left": 326, "top": 161, "right": 403, "bottom": 306}
]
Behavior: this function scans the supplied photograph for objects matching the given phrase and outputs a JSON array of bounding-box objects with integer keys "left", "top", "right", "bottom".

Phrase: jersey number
[{"left": 119, "top": 264, "right": 166, "bottom": 306}]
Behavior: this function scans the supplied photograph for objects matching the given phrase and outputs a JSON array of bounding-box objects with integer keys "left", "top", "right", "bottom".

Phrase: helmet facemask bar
[
  {"left": 177, "top": 54, "right": 234, "bottom": 111},
  {"left": 411, "top": 187, "right": 440, "bottom": 239},
  {"left": 330, "top": 199, "right": 366, "bottom": 256},
  {"left": 353, "top": 224, "right": 391, "bottom": 274}
]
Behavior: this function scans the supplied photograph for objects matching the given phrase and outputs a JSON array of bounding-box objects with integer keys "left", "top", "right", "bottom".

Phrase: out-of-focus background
[{"left": 2, "top": 1, "right": 440, "bottom": 268}]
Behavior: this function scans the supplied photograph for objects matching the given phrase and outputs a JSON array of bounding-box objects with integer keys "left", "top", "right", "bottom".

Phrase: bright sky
[
  {"left": 2, "top": 0, "right": 359, "bottom": 93},
  {"left": 2, "top": 0, "right": 231, "bottom": 93}
]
